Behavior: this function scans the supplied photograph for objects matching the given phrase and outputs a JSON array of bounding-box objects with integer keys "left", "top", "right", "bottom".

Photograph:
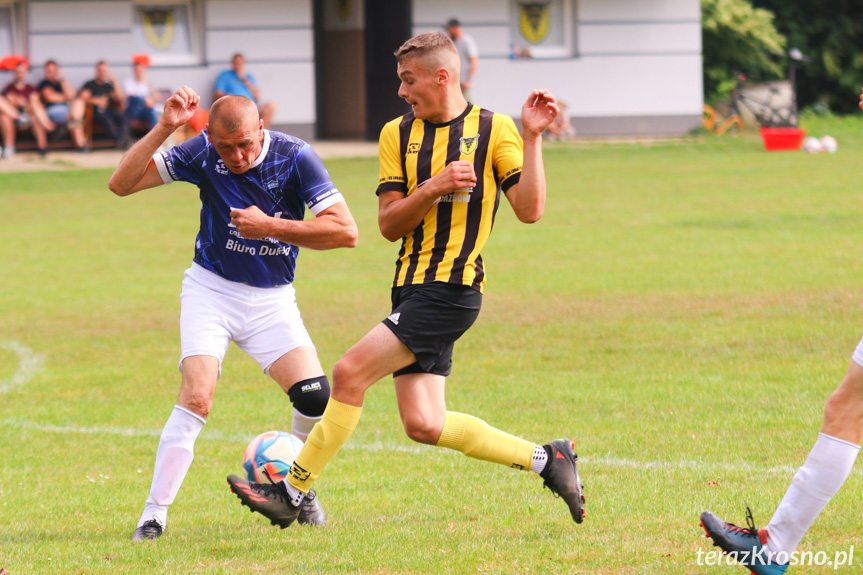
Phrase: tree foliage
[
  {"left": 701, "top": 0, "right": 786, "bottom": 104},
  {"left": 751, "top": 0, "right": 863, "bottom": 114}
]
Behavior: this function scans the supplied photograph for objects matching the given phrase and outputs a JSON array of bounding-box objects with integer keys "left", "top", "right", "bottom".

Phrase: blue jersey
[{"left": 153, "top": 129, "right": 344, "bottom": 288}]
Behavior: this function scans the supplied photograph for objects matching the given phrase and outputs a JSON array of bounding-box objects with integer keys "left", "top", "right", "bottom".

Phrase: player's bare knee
[
  {"left": 332, "top": 356, "right": 363, "bottom": 393},
  {"left": 180, "top": 394, "right": 212, "bottom": 419},
  {"left": 402, "top": 417, "right": 442, "bottom": 445},
  {"left": 823, "top": 388, "right": 863, "bottom": 432}
]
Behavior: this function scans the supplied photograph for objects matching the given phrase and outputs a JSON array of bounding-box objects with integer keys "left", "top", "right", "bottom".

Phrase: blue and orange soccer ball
[{"left": 242, "top": 430, "right": 304, "bottom": 483}]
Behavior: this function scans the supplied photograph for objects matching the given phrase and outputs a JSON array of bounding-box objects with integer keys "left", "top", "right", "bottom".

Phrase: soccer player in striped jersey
[
  {"left": 228, "top": 31, "right": 585, "bottom": 528},
  {"left": 110, "top": 87, "right": 358, "bottom": 540}
]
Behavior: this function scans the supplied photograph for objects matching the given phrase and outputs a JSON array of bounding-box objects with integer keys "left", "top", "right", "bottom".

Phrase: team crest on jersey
[
  {"left": 266, "top": 180, "right": 280, "bottom": 190},
  {"left": 460, "top": 134, "right": 479, "bottom": 156},
  {"left": 215, "top": 159, "right": 229, "bottom": 175}
]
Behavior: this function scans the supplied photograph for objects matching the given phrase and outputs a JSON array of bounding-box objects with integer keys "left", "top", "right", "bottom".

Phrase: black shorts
[{"left": 382, "top": 283, "right": 482, "bottom": 377}]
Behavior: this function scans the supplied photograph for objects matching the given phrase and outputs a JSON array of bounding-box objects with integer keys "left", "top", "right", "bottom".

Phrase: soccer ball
[
  {"left": 242, "top": 430, "right": 304, "bottom": 483},
  {"left": 802, "top": 136, "right": 823, "bottom": 153},
  {"left": 820, "top": 135, "right": 838, "bottom": 153}
]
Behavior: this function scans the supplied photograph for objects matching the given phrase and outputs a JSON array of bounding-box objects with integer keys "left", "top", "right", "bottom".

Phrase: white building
[{"left": 0, "top": 0, "right": 703, "bottom": 139}]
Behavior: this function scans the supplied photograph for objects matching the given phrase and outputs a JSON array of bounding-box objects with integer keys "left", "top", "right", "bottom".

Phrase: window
[
  {"left": 0, "top": 1, "right": 24, "bottom": 57},
  {"left": 132, "top": 0, "right": 201, "bottom": 65},
  {"left": 509, "top": 0, "right": 575, "bottom": 59}
]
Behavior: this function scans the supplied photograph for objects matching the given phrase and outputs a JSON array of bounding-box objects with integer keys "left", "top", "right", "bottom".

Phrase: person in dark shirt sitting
[
  {"left": 79, "top": 60, "right": 131, "bottom": 149},
  {"left": 38, "top": 60, "right": 87, "bottom": 151}
]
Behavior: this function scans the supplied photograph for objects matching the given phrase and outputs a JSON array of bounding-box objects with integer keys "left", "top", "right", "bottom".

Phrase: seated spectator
[
  {"left": 214, "top": 53, "right": 276, "bottom": 128},
  {"left": 123, "top": 59, "right": 159, "bottom": 131},
  {"left": 1, "top": 60, "right": 55, "bottom": 157},
  {"left": 545, "top": 101, "right": 575, "bottom": 142},
  {"left": 38, "top": 59, "right": 86, "bottom": 151},
  {"left": 79, "top": 60, "right": 130, "bottom": 149}
]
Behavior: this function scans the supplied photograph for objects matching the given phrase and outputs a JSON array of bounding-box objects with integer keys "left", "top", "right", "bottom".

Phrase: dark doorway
[
  {"left": 363, "top": 0, "right": 411, "bottom": 140},
  {"left": 314, "top": 1, "right": 368, "bottom": 139}
]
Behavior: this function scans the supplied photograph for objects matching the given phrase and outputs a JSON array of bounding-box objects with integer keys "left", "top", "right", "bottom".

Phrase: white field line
[
  {"left": 2, "top": 416, "right": 861, "bottom": 475},
  {"left": 0, "top": 418, "right": 428, "bottom": 453},
  {"left": 0, "top": 341, "right": 44, "bottom": 395}
]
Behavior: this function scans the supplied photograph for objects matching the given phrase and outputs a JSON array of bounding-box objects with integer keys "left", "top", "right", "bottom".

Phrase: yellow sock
[
  {"left": 435, "top": 411, "right": 534, "bottom": 471},
  {"left": 287, "top": 398, "right": 362, "bottom": 492}
]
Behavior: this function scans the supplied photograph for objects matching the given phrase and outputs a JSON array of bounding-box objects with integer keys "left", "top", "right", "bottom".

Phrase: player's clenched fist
[
  {"left": 161, "top": 86, "right": 200, "bottom": 130},
  {"left": 230, "top": 205, "right": 271, "bottom": 240},
  {"left": 427, "top": 160, "right": 477, "bottom": 198}
]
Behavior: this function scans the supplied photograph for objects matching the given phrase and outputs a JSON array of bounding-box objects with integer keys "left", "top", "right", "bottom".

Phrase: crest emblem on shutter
[
  {"left": 518, "top": 2, "right": 550, "bottom": 45},
  {"left": 141, "top": 8, "right": 175, "bottom": 51}
]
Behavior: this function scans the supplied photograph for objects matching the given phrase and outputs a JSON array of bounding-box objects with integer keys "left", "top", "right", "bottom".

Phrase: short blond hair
[{"left": 394, "top": 31, "right": 459, "bottom": 75}]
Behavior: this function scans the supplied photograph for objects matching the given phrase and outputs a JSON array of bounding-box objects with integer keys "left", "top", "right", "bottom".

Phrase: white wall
[
  {"left": 21, "top": 0, "right": 315, "bottom": 128},
  {"left": 413, "top": 0, "right": 703, "bottom": 134},
  {"left": 205, "top": 0, "right": 314, "bottom": 124},
  {"left": 14, "top": 0, "right": 704, "bottom": 138}
]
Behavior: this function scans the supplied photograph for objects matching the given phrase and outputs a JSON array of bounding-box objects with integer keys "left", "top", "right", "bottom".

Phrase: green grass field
[{"left": 2, "top": 117, "right": 863, "bottom": 574}]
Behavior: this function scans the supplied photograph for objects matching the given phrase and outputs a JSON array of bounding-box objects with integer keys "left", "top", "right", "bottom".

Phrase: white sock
[
  {"left": 282, "top": 479, "right": 305, "bottom": 507},
  {"left": 765, "top": 433, "right": 860, "bottom": 557},
  {"left": 137, "top": 405, "right": 205, "bottom": 528},
  {"left": 290, "top": 408, "right": 321, "bottom": 443},
  {"left": 530, "top": 444, "right": 548, "bottom": 474}
]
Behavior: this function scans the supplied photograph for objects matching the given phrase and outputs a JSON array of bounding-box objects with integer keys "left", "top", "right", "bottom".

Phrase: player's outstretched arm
[
  {"left": 505, "top": 89, "right": 559, "bottom": 223},
  {"left": 230, "top": 201, "right": 358, "bottom": 251},
  {"left": 108, "top": 86, "right": 200, "bottom": 197}
]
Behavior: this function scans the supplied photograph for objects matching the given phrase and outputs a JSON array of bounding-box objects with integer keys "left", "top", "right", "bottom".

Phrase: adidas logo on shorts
[{"left": 387, "top": 312, "right": 400, "bottom": 325}]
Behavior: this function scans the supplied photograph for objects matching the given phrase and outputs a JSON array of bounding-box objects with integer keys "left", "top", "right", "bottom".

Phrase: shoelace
[
  {"left": 250, "top": 470, "right": 288, "bottom": 503},
  {"left": 726, "top": 505, "right": 759, "bottom": 539},
  {"left": 140, "top": 517, "right": 163, "bottom": 535},
  {"left": 261, "top": 467, "right": 315, "bottom": 501},
  {"left": 262, "top": 467, "right": 277, "bottom": 485},
  {"left": 260, "top": 467, "right": 305, "bottom": 505}
]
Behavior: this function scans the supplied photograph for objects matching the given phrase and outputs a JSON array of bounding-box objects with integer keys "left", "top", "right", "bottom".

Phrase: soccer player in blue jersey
[{"left": 109, "top": 87, "right": 358, "bottom": 541}]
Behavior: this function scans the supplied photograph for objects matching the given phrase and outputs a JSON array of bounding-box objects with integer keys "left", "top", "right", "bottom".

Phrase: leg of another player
[
  {"left": 0, "top": 112, "right": 16, "bottom": 152},
  {"left": 268, "top": 346, "right": 328, "bottom": 442},
  {"left": 284, "top": 324, "right": 415, "bottom": 498},
  {"left": 821, "top": 361, "right": 863, "bottom": 444},
  {"left": 133, "top": 355, "right": 217, "bottom": 540},
  {"left": 764, "top": 362, "right": 863, "bottom": 559},
  {"left": 268, "top": 347, "right": 331, "bottom": 526}
]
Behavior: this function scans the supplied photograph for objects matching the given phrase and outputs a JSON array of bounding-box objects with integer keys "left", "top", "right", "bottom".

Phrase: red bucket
[{"left": 760, "top": 127, "right": 806, "bottom": 151}]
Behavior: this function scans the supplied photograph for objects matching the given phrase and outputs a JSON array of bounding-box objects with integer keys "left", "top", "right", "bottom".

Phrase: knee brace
[{"left": 287, "top": 376, "right": 330, "bottom": 417}]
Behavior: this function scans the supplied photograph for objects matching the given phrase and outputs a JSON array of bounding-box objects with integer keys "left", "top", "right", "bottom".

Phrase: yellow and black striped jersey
[{"left": 376, "top": 104, "right": 523, "bottom": 293}]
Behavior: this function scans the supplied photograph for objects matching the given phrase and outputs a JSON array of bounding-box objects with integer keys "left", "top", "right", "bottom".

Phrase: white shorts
[
  {"left": 852, "top": 336, "right": 863, "bottom": 368},
  {"left": 179, "top": 263, "right": 315, "bottom": 375}
]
